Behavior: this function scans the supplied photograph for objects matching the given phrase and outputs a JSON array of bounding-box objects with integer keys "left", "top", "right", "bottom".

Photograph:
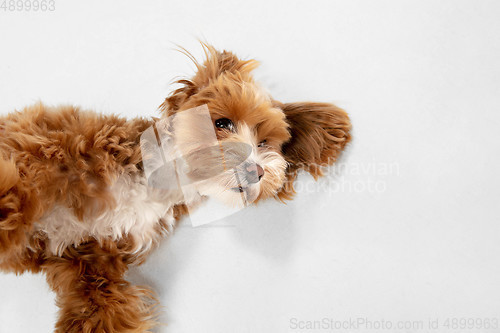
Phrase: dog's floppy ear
[
  {"left": 160, "top": 44, "right": 259, "bottom": 115},
  {"left": 275, "top": 101, "right": 351, "bottom": 200}
]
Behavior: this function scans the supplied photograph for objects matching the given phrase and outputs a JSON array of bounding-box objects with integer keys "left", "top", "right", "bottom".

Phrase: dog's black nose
[{"left": 246, "top": 163, "right": 265, "bottom": 184}]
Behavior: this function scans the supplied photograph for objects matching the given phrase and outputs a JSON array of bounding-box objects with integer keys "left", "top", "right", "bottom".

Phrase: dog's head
[{"left": 159, "top": 44, "right": 351, "bottom": 206}]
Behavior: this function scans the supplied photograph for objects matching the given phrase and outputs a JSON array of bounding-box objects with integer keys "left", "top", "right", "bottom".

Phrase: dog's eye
[
  {"left": 258, "top": 140, "right": 267, "bottom": 148},
  {"left": 215, "top": 118, "right": 234, "bottom": 131}
]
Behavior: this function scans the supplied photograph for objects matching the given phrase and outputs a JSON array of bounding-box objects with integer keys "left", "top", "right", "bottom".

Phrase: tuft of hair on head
[{"left": 159, "top": 42, "right": 260, "bottom": 115}]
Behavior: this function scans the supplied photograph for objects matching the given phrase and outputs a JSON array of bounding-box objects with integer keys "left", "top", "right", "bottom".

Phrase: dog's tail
[{"left": 0, "top": 157, "right": 18, "bottom": 195}]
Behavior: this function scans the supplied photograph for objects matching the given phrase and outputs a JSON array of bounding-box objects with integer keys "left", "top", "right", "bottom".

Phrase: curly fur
[{"left": 0, "top": 44, "right": 351, "bottom": 332}]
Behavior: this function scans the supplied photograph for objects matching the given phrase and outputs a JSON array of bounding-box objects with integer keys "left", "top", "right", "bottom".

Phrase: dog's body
[{"left": 0, "top": 45, "right": 351, "bottom": 332}]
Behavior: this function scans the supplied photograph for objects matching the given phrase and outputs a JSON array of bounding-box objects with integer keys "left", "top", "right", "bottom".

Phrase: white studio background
[{"left": 1, "top": 0, "right": 500, "bottom": 332}]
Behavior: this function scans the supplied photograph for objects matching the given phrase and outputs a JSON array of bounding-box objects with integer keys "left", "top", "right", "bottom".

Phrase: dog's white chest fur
[{"left": 36, "top": 174, "right": 187, "bottom": 255}]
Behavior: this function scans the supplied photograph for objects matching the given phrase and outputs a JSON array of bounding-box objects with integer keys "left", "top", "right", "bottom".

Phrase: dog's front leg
[{"left": 42, "top": 239, "right": 158, "bottom": 333}]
